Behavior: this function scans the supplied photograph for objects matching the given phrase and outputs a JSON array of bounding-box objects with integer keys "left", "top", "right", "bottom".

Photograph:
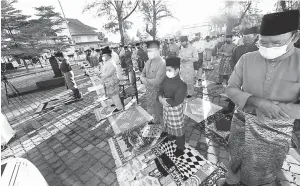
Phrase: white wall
[{"left": 73, "top": 35, "right": 99, "bottom": 43}]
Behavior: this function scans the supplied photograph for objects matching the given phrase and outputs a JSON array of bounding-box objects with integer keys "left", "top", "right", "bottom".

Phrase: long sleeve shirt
[
  {"left": 219, "top": 43, "right": 236, "bottom": 55},
  {"left": 178, "top": 44, "right": 198, "bottom": 64},
  {"left": 227, "top": 47, "right": 300, "bottom": 119},
  {"left": 169, "top": 43, "right": 180, "bottom": 56},
  {"left": 192, "top": 40, "right": 205, "bottom": 53},
  {"left": 59, "top": 59, "right": 72, "bottom": 73},
  {"left": 158, "top": 75, "right": 187, "bottom": 107},
  {"left": 230, "top": 44, "right": 258, "bottom": 69},
  {"left": 141, "top": 56, "right": 166, "bottom": 87},
  {"left": 101, "top": 58, "right": 116, "bottom": 80}
]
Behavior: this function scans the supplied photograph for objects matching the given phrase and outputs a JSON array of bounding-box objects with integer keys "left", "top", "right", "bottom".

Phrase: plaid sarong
[{"left": 163, "top": 103, "right": 185, "bottom": 136}]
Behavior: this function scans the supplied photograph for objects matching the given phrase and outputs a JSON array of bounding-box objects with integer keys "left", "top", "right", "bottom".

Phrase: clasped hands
[
  {"left": 158, "top": 95, "right": 170, "bottom": 107},
  {"left": 254, "top": 98, "right": 289, "bottom": 120}
]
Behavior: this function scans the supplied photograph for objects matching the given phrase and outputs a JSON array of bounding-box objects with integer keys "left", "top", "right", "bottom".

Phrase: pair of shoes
[
  {"left": 160, "top": 132, "right": 168, "bottom": 138},
  {"left": 186, "top": 95, "right": 192, "bottom": 98},
  {"left": 148, "top": 121, "right": 156, "bottom": 125},
  {"left": 113, "top": 108, "right": 122, "bottom": 113},
  {"left": 174, "top": 148, "right": 184, "bottom": 157}
]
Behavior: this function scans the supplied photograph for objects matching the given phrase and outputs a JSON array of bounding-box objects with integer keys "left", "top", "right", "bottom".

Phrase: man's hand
[
  {"left": 159, "top": 97, "right": 169, "bottom": 107},
  {"left": 255, "top": 98, "right": 289, "bottom": 120},
  {"left": 140, "top": 76, "right": 146, "bottom": 84}
]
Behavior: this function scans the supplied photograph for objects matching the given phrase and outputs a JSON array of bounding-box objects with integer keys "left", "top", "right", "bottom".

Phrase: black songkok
[
  {"left": 260, "top": 10, "right": 299, "bottom": 36},
  {"left": 146, "top": 40, "right": 160, "bottom": 48},
  {"left": 243, "top": 27, "right": 258, "bottom": 35},
  {"left": 54, "top": 51, "right": 64, "bottom": 58},
  {"left": 166, "top": 57, "right": 180, "bottom": 67},
  {"left": 101, "top": 46, "right": 112, "bottom": 54},
  {"left": 180, "top": 36, "right": 188, "bottom": 42}
]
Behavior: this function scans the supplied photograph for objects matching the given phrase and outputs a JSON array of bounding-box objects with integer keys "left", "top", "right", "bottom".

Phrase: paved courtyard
[{"left": 1, "top": 62, "right": 300, "bottom": 186}]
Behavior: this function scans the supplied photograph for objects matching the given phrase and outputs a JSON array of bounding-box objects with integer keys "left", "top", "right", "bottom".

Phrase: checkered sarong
[{"left": 163, "top": 103, "right": 185, "bottom": 136}]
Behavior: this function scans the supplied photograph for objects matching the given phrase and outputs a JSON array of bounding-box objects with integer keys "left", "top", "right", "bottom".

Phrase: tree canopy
[
  {"left": 1, "top": 0, "right": 70, "bottom": 59},
  {"left": 83, "top": 0, "right": 139, "bottom": 45},
  {"left": 139, "top": 0, "right": 175, "bottom": 40}
]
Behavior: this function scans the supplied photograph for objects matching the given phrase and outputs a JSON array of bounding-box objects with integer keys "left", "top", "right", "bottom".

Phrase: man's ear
[{"left": 292, "top": 30, "right": 300, "bottom": 42}]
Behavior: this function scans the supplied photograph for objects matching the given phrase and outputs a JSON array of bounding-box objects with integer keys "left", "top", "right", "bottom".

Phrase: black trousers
[{"left": 167, "top": 134, "right": 185, "bottom": 150}]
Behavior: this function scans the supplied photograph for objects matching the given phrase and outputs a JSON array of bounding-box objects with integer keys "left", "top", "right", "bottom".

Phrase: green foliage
[
  {"left": 83, "top": 0, "right": 139, "bottom": 45},
  {"left": 1, "top": 0, "right": 69, "bottom": 59},
  {"left": 139, "top": 0, "right": 175, "bottom": 39}
]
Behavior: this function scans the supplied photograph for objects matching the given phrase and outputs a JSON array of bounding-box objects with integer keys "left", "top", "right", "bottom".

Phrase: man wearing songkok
[
  {"left": 158, "top": 57, "right": 187, "bottom": 157},
  {"left": 140, "top": 40, "right": 166, "bottom": 125},
  {"left": 55, "top": 51, "right": 82, "bottom": 100},
  {"left": 100, "top": 46, "right": 124, "bottom": 113},
  {"left": 218, "top": 10, "right": 300, "bottom": 186},
  {"left": 136, "top": 43, "right": 148, "bottom": 72},
  {"left": 178, "top": 36, "right": 198, "bottom": 98},
  {"left": 224, "top": 27, "right": 259, "bottom": 115},
  {"left": 217, "top": 35, "right": 236, "bottom": 85},
  {"left": 162, "top": 39, "right": 169, "bottom": 59},
  {"left": 168, "top": 38, "right": 180, "bottom": 58},
  {"left": 203, "top": 36, "right": 215, "bottom": 68},
  {"left": 192, "top": 36, "right": 205, "bottom": 81}
]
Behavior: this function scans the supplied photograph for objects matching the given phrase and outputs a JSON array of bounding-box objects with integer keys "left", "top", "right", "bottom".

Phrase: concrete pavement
[{"left": 1, "top": 64, "right": 300, "bottom": 186}]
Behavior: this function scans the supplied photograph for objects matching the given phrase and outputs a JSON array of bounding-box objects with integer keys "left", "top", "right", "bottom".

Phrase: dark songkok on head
[
  {"left": 54, "top": 51, "right": 64, "bottom": 58},
  {"left": 180, "top": 36, "right": 188, "bottom": 42},
  {"left": 260, "top": 10, "right": 299, "bottom": 36},
  {"left": 124, "top": 45, "right": 128, "bottom": 49},
  {"left": 136, "top": 43, "right": 140, "bottom": 46},
  {"left": 225, "top": 35, "right": 233, "bottom": 38},
  {"left": 101, "top": 46, "right": 112, "bottom": 54},
  {"left": 166, "top": 57, "right": 180, "bottom": 67},
  {"left": 146, "top": 40, "right": 160, "bottom": 48},
  {"left": 95, "top": 49, "right": 101, "bottom": 52},
  {"left": 243, "top": 27, "right": 258, "bottom": 35},
  {"left": 119, "top": 45, "right": 123, "bottom": 47}
]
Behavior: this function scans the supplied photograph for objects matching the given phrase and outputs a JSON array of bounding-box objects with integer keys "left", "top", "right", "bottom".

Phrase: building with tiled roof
[{"left": 67, "top": 18, "right": 103, "bottom": 51}]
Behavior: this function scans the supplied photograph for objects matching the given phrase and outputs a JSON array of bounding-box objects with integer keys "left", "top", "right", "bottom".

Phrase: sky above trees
[{"left": 14, "top": 0, "right": 277, "bottom": 42}]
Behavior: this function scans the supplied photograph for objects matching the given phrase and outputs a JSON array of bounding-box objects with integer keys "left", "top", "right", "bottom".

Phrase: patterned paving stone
[{"left": 2, "top": 64, "right": 300, "bottom": 186}]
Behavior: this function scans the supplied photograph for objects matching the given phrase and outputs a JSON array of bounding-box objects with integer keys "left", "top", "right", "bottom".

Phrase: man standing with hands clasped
[
  {"left": 140, "top": 40, "right": 166, "bottom": 125},
  {"left": 218, "top": 10, "right": 300, "bottom": 186}
]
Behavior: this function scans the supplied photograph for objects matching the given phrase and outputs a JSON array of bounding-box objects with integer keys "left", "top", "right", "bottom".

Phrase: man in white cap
[{"left": 218, "top": 10, "right": 300, "bottom": 186}]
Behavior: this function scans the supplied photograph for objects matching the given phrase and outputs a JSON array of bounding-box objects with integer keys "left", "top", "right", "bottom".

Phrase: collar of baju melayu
[{"left": 263, "top": 46, "right": 296, "bottom": 63}]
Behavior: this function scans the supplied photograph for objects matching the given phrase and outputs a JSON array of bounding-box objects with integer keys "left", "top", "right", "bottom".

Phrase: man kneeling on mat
[
  {"left": 55, "top": 51, "right": 82, "bottom": 100},
  {"left": 158, "top": 57, "right": 187, "bottom": 157}
]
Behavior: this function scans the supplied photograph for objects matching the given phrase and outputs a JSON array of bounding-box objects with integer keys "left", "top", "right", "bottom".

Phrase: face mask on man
[
  {"left": 147, "top": 50, "right": 158, "bottom": 59},
  {"left": 102, "top": 56, "right": 107, "bottom": 61},
  {"left": 166, "top": 71, "right": 176, "bottom": 78},
  {"left": 258, "top": 37, "right": 293, "bottom": 59}
]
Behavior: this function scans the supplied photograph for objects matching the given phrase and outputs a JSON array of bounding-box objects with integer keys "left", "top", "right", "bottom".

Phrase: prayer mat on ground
[
  {"left": 35, "top": 96, "right": 82, "bottom": 113},
  {"left": 109, "top": 123, "right": 165, "bottom": 167},
  {"left": 89, "top": 76, "right": 105, "bottom": 95},
  {"left": 184, "top": 98, "right": 223, "bottom": 123},
  {"left": 115, "top": 139, "right": 227, "bottom": 186},
  {"left": 108, "top": 105, "right": 153, "bottom": 134}
]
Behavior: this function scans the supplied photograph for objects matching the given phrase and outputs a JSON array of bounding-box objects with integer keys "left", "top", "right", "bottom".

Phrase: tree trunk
[
  {"left": 226, "top": 1, "right": 235, "bottom": 35},
  {"left": 118, "top": 13, "right": 125, "bottom": 45},
  {"left": 152, "top": 0, "right": 157, "bottom": 40}
]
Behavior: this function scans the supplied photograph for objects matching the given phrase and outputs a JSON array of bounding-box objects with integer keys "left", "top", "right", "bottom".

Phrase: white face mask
[
  {"left": 147, "top": 50, "right": 158, "bottom": 59},
  {"left": 102, "top": 56, "right": 107, "bottom": 61},
  {"left": 166, "top": 71, "right": 175, "bottom": 78},
  {"left": 258, "top": 37, "right": 293, "bottom": 59}
]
